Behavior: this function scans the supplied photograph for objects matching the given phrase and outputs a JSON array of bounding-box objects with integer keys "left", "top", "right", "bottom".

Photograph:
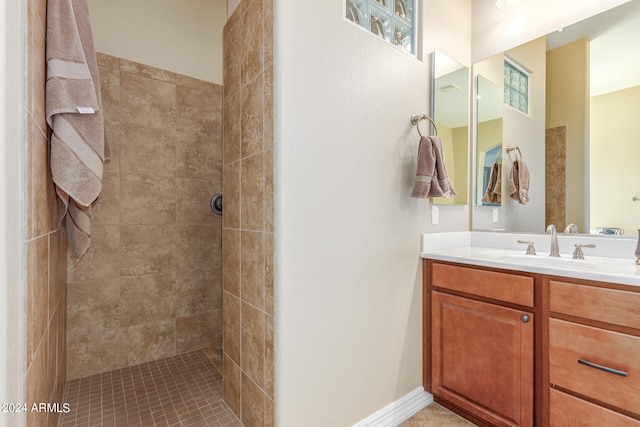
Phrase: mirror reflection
[
  {"left": 471, "top": 0, "right": 640, "bottom": 235},
  {"left": 431, "top": 50, "right": 469, "bottom": 206}
]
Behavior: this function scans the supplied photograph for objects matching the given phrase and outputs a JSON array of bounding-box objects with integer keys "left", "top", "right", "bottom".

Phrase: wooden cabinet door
[{"left": 432, "top": 291, "right": 534, "bottom": 427}]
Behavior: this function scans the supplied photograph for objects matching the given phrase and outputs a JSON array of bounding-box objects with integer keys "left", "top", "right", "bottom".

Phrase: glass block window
[
  {"left": 504, "top": 58, "right": 530, "bottom": 115},
  {"left": 345, "top": 0, "right": 416, "bottom": 55}
]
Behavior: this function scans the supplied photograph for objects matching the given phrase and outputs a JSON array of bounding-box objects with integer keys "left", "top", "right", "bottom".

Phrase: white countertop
[{"left": 420, "top": 232, "right": 640, "bottom": 287}]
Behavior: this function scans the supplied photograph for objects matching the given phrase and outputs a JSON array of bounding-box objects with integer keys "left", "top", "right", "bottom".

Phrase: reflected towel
[
  {"left": 508, "top": 159, "right": 530, "bottom": 204},
  {"left": 46, "top": 0, "right": 107, "bottom": 260},
  {"left": 411, "top": 136, "right": 456, "bottom": 198},
  {"left": 481, "top": 161, "right": 502, "bottom": 204}
]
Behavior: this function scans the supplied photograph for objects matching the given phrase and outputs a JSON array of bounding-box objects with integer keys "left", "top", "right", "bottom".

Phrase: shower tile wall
[
  {"left": 223, "top": 0, "right": 275, "bottom": 425},
  {"left": 66, "top": 53, "right": 224, "bottom": 380},
  {"left": 24, "top": 0, "right": 69, "bottom": 426}
]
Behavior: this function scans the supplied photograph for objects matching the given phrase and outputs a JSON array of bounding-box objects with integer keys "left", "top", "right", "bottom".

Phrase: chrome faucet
[
  {"left": 564, "top": 223, "right": 578, "bottom": 234},
  {"left": 546, "top": 224, "right": 560, "bottom": 257}
]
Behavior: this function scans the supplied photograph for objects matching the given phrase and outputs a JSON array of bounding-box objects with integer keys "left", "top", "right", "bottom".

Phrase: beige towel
[
  {"left": 411, "top": 136, "right": 456, "bottom": 198},
  {"left": 508, "top": 159, "right": 530, "bottom": 204},
  {"left": 46, "top": 0, "right": 106, "bottom": 260},
  {"left": 481, "top": 161, "right": 502, "bottom": 204}
]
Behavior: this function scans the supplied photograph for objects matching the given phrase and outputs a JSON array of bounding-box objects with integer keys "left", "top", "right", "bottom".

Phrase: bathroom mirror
[
  {"left": 431, "top": 50, "right": 469, "bottom": 206},
  {"left": 475, "top": 75, "right": 503, "bottom": 207},
  {"left": 471, "top": 0, "right": 640, "bottom": 235}
]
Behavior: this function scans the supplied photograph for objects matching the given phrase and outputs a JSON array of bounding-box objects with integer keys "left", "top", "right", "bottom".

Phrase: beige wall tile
[
  {"left": 92, "top": 172, "right": 120, "bottom": 225},
  {"left": 176, "top": 131, "right": 221, "bottom": 181},
  {"left": 241, "top": 302, "right": 264, "bottom": 388},
  {"left": 27, "top": 236, "right": 48, "bottom": 366},
  {"left": 263, "top": 63, "right": 274, "bottom": 151},
  {"left": 175, "top": 224, "right": 221, "bottom": 271},
  {"left": 241, "top": 231, "right": 264, "bottom": 309},
  {"left": 68, "top": 225, "right": 120, "bottom": 281},
  {"left": 119, "top": 58, "right": 176, "bottom": 83},
  {"left": 241, "top": 73, "right": 264, "bottom": 158},
  {"left": 28, "top": 119, "right": 57, "bottom": 239},
  {"left": 67, "top": 277, "right": 120, "bottom": 337},
  {"left": 66, "top": 330, "right": 125, "bottom": 380},
  {"left": 264, "top": 149, "right": 274, "bottom": 232},
  {"left": 122, "top": 320, "right": 176, "bottom": 366},
  {"left": 176, "top": 85, "right": 223, "bottom": 136},
  {"left": 223, "top": 291, "right": 241, "bottom": 364},
  {"left": 120, "top": 225, "right": 176, "bottom": 276},
  {"left": 47, "top": 310, "right": 58, "bottom": 401},
  {"left": 120, "top": 272, "right": 177, "bottom": 327},
  {"left": 120, "top": 122, "right": 176, "bottom": 178},
  {"left": 241, "top": 153, "right": 265, "bottom": 231},
  {"left": 26, "top": 337, "right": 47, "bottom": 427},
  {"left": 224, "top": 93, "right": 242, "bottom": 164},
  {"left": 176, "top": 311, "right": 221, "bottom": 353},
  {"left": 223, "top": 228, "right": 241, "bottom": 297},
  {"left": 223, "top": 354, "right": 242, "bottom": 416},
  {"left": 176, "top": 178, "right": 219, "bottom": 224},
  {"left": 120, "top": 174, "right": 176, "bottom": 225},
  {"left": 242, "top": 373, "right": 265, "bottom": 427},
  {"left": 67, "top": 55, "right": 223, "bottom": 379},
  {"left": 265, "top": 314, "right": 275, "bottom": 400},
  {"left": 264, "top": 0, "right": 274, "bottom": 65},
  {"left": 223, "top": 22, "right": 242, "bottom": 102},
  {"left": 175, "top": 269, "right": 218, "bottom": 317},
  {"left": 176, "top": 74, "right": 223, "bottom": 93},
  {"left": 223, "top": 161, "right": 241, "bottom": 229},
  {"left": 241, "top": 0, "right": 264, "bottom": 86},
  {"left": 96, "top": 52, "right": 120, "bottom": 68},
  {"left": 119, "top": 72, "right": 176, "bottom": 128},
  {"left": 264, "top": 233, "right": 274, "bottom": 316}
]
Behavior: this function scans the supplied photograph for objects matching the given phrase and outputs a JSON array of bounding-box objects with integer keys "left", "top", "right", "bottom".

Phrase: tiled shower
[
  {"left": 22, "top": 0, "right": 275, "bottom": 425},
  {"left": 65, "top": 53, "right": 224, "bottom": 380}
]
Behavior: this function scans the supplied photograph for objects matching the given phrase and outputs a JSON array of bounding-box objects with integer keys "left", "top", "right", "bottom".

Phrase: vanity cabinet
[
  {"left": 548, "top": 279, "right": 640, "bottom": 426},
  {"left": 423, "top": 258, "right": 640, "bottom": 427},
  {"left": 425, "top": 262, "right": 536, "bottom": 427}
]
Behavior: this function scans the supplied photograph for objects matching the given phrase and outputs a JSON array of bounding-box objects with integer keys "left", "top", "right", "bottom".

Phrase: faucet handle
[
  {"left": 572, "top": 243, "right": 596, "bottom": 260},
  {"left": 517, "top": 240, "right": 536, "bottom": 255}
]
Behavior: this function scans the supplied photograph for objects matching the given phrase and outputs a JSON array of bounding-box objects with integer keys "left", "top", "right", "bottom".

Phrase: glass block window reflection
[
  {"left": 346, "top": 0, "right": 416, "bottom": 55},
  {"left": 504, "top": 59, "right": 530, "bottom": 115}
]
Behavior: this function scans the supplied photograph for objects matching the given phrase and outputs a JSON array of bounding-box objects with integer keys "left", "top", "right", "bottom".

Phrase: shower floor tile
[{"left": 58, "top": 350, "right": 242, "bottom": 427}]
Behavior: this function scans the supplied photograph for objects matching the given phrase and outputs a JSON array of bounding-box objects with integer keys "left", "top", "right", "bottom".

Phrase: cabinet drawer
[
  {"left": 549, "top": 318, "right": 640, "bottom": 416},
  {"left": 550, "top": 389, "right": 640, "bottom": 427},
  {"left": 550, "top": 280, "right": 640, "bottom": 329},
  {"left": 432, "top": 263, "right": 533, "bottom": 307}
]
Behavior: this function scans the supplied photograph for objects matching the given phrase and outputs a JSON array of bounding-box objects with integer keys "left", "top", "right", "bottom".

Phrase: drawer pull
[{"left": 578, "top": 359, "right": 628, "bottom": 377}]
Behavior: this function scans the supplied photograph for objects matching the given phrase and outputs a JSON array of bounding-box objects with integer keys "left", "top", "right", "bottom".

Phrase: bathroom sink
[{"left": 490, "top": 252, "right": 632, "bottom": 271}]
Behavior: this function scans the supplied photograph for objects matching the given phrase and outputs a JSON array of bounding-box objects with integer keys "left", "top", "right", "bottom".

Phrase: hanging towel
[
  {"left": 46, "top": 0, "right": 107, "bottom": 260},
  {"left": 481, "top": 161, "right": 502, "bottom": 204},
  {"left": 508, "top": 159, "right": 530, "bottom": 204},
  {"left": 411, "top": 136, "right": 456, "bottom": 198}
]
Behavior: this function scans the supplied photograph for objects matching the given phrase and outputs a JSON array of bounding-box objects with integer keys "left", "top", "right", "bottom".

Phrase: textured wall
[
  {"left": 66, "top": 53, "right": 223, "bottom": 380},
  {"left": 24, "top": 0, "right": 68, "bottom": 426},
  {"left": 222, "top": 0, "right": 275, "bottom": 425}
]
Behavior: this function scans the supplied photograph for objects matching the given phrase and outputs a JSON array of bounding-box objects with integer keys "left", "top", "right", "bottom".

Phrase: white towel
[{"left": 46, "top": 0, "right": 107, "bottom": 259}]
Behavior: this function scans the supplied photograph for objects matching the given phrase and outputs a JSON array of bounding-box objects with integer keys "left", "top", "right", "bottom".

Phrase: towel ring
[
  {"left": 411, "top": 114, "right": 438, "bottom": 137},
  {"left": 505, "top": 145, "right": 522, "bottom": 162}
]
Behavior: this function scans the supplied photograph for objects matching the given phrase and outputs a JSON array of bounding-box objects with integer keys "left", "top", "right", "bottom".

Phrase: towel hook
[{"left": 410, "top": 114, "right": 438, "bottom": 137}]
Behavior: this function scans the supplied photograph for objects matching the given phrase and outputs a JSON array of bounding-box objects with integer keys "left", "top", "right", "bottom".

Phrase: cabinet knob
[{"left": 521, "top": 315, "right": 530, "bottom": 323}]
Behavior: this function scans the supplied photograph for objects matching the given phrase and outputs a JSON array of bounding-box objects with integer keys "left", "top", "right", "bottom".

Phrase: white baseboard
[{"left": 352, "top": 388, "right": 434, "bottom": 427}]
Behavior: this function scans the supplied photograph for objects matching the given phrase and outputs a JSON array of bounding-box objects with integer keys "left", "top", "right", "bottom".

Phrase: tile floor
[
  {"left": 58, "top": 350, "right": 241, "bottom": 427},
  {"left": 400, "top": 403, "right": 477, "bottom": 427},
  {"left": 57, "top": 348, "right": 473, "bottom": 427}
]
